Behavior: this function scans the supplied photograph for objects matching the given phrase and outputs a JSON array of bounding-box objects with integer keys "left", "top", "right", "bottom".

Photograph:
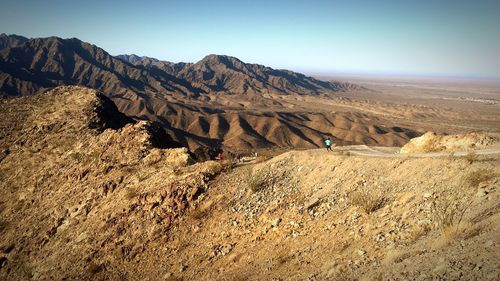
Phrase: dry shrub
[
  {"left": 205, "top": 161, "right": 223, "bottom": 175},
  {"left": 336, "top": 240, "right": 351, "bottom": 253},
  {"left": 243, "top": 167, "right": 268, "bottom": 193},
  {"left": 382, "top": 250, "right": 416, "bottom": 265},
  {"left": 432, "top": 222, "right": 480, "bottom": 249},
  {"left": 254, "top": 149, "right": 282, "bottom": 162},
  {"left": 218, "top": 159, "right": 235, "bottom": 172},
  {"left": 191, "top": 206, "right": 209, "bottom": 220},
  {"left": 445, "top": 151, "right": 455, "bottom": 160},
  {"left": 69, "top": 151, "right": 85, "bottom": 162},
  {"left": 86, "top": 262, "right": 104, "bottom": 275},
  {"left": 337, "top": 150, "right": 351, "bottom": 156},
  {"left": 464, "top": 150, "right": 478, "bottom": 164},
  {"left": 360, "top": 272, "right": 384, "bottom": 281},
  {"left": 326, "top": 265, "right": 352, "bottom": 281},
  {"left": 407, "top": 224, "right": 432, "bottom": 243},
  {"left": 422, "top": 142, "right": 445, "bottom": 153},
  {"left": 349, "top": 189, "right": 388, "bottom": 214},
  {"left": 462, "top": 168, "right": 495, "bottom": 188},
  {"left": 0, "top": 220, "right": 8, "bottom": 234},
  {"left": 125, "top": 187, "right": 139, "bottom": 200},
  {"left": 165, "top": 275, "right": 182, "bottom": 281},
  {"left": 430, "top": 191, "right": 472, "bottom": 232},
  {"left": 13, "top": 256, "right": 33, "bottom": 279},
  {"left": 275, "top": 247, "right": 293, "bottom": 265}
]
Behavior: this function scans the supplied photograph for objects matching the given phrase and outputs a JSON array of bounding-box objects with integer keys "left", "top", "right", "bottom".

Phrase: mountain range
[
  {"left": 0, "top": 34, "right": 358, "bottom": 99},
  {"left": 0, "top": 33, "right": 416, "bottom": 150}
]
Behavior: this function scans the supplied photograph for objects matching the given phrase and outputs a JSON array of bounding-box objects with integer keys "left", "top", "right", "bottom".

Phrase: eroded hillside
[
  {"left": 0, "top": 35, "right": 420, "bottom": 151},
  {"left": 0, "top": 86, "right": 224, "bottom": 279},
  {"left": 0, "top": 86, "right": 498, "bottom": 280}
]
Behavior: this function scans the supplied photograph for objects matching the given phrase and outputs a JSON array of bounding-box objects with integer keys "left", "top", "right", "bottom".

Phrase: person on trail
[
  {"left": 324, "top": 137, "right": 333, "bottom": 151},
  {"left": 215, "top": 150, "right": 224, "bottom": 160}
]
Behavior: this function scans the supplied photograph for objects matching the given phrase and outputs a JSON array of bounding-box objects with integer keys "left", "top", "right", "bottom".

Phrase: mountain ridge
[
  {"left": 117, "top": 53, "right": 363, "bottom": 95},
  {"left": 0, "top": 34, "right": 417, "bottom": 151}
]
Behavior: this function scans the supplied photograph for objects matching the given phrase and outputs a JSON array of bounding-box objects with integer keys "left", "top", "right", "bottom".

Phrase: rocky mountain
[
  {"left": 0, "top": 35, "right": 359, "bottom": 99},
  {"left": 0, "top": 34, "right": 417, "bottom": 151},
  {"left": 0, "top": 35, "right": 202, "bottom": 99},
  {"left": 0, "top": 33, "right": 28, "bottom": 50},
  {"left": 117, "top": 54, "right": 362, "bottom": 95}
]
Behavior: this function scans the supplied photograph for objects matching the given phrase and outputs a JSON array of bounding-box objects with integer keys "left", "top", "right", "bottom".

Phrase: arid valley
[{"left": 1, "top": 1, "right": 500, "bottom": 280}]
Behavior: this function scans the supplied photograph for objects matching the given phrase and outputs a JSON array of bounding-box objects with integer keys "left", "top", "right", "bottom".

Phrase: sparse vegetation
[
  {"left": 407, "top": 223, "right": 432, "bottom": 243},
  {"left": 243, "top": 167, "right": 268, "bottom": 193},
  {"left": 445, "top": 151, "right": 455, "bottom": 160},
  {"left": 383, "top": 249, "right": 413, "bottom": 265},
  {"left": 125, "top": 187, "right": 140, "bottom": 200},
  {"left": 205, "top": 161, "right": 224, "bottom": 175},
  {"left": 0, "top": 220, "right": 7, "bottom": 234},
  {"left": 191, "top": 205, "right": 210, "bottom": 220},
  {"left": 69, "top": 151, "right": 85, "bottom": 162},
  {"left": 349, "top": 188, "right": 389, "bottom": 213},
  {"left": 337, "top": 150, "right": 351, "bottom": 156},
  {"left": 1, "top": 86, "right": 499, "bottom": 279},
  {"left": 432, "top": 222, "right": 481, "bottom": 249},
  {"left": 430, "top": 190, "right": 473, "bottom": 232},
  {"left": 462, "top": 168, "right": 495, "bottom": 188},
  {"left": 464, "top": 150, "right": 478, "bottom": 164},
  {"left": 275, "top": 247, "right": 293, "bottom": 265},
  {"left": 86, "top": 262, "right": 104, "bottom": 275}
]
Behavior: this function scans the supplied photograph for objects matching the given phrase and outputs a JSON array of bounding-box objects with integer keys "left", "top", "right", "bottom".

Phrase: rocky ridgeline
[{"left": 0, "top": 86, "right": 225, "bottom": 279}]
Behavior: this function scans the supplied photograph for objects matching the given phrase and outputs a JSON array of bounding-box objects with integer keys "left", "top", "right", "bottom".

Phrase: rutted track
[{"left": 327, "top": 145, "right": 500, "bottom": 158}]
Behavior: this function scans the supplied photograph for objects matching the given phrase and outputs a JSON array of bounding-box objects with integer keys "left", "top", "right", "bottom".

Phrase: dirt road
[{"left": 330, "top": 145, "right": 500, "bottom": 158}]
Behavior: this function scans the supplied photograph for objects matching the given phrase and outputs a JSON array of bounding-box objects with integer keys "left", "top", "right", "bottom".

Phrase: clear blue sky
[{"left": 1, "top": 0, "right": 499, "bottom": 78}]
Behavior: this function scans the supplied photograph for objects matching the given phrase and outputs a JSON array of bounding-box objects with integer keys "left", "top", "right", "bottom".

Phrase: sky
[{"left": 1, "top": 0, "right": 500, "bottom": 79}]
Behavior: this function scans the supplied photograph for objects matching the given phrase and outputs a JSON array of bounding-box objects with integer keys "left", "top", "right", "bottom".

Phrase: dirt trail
[{"left": 333, "top": 145, "right": 500, "bottom": 158}]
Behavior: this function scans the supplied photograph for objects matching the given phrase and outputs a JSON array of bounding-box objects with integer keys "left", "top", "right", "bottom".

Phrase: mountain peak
[
  {"left": 198, "top": 54, "right": 243, "bottom": 66},
  {"left": 116, "top": 54, "right": 150, "bottom": 64},
  {"left": 0, "top": 33, "right": 29, "bottom": 49}
]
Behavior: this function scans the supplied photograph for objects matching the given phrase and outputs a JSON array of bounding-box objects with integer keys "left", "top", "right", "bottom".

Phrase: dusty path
[
  {"left": 237, "top": 145, "right": 500, "bottom": 166},
  {"left": 328, "top": 145, "right": 500, "bottom": 158}
]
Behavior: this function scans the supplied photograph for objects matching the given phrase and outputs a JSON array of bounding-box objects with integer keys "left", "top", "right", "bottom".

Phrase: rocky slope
[
  {"left": 1, "top": 91, "right": 498, "bottom": 279},
  {"left": 0, "top": 86, "right": 225, "bottom": 279},
  {"left": 177, "top": 149, "right": 498, "bottom": 280}
]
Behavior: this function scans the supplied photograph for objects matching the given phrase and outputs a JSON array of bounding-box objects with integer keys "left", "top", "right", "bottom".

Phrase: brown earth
[{"left": 0, "top": 86, "right": 499, "bottom": 280}]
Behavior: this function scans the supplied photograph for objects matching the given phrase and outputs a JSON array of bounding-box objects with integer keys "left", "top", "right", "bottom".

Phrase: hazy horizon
[{"left": 1, "top": 0, "right": 499, "bottom": 79}]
